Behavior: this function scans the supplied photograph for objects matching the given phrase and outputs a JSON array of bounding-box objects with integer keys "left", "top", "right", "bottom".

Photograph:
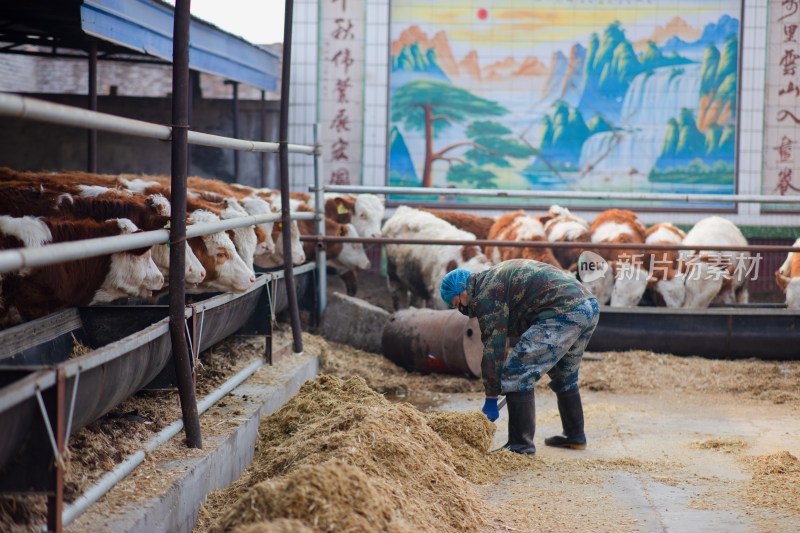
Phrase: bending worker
[{"left": 440, "top": 258, "right": 599, "bottom": 455}]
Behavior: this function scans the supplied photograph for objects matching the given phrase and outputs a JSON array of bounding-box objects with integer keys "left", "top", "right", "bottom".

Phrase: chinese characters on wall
[
  {"left": 321, "top": 0, "right": 364, "bottom": 185},
  {"left": 765, "top": 0, "right": 800, "bottom": 198}
]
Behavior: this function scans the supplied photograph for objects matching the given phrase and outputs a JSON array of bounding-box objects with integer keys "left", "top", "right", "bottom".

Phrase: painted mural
[{"left": 388, "top": 0, "right": 741, "bottom": 203}]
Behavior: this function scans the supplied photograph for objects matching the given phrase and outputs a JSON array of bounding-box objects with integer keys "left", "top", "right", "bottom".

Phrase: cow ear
[
  {"left": 336, "top": 200, "right": 350, "bottom": 215},
  {"left": 336, "top": 225, "right": 347, "bottom": 237}
]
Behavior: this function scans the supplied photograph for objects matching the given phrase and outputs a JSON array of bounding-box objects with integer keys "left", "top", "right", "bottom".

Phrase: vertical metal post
[
  {"left": 313, "top": 123, "right": 326, "bottom": 320},
  {"left": 170, "top": 0, "right": 202, "bottom": 449},
  {"left": 87, "top": 40, "right": 97, "bottom": 173},
  {"left": 260, "top": 89, "right": 268, "bottom": 188},
  {"left": 225, "top": 80, "right": 240, "bottom": 182},
  {"left": 47, "top": 368, "right": 66, "bottom": 533},
  {"left": 280, "top": 0, "right": 303, "bottom": 353}
]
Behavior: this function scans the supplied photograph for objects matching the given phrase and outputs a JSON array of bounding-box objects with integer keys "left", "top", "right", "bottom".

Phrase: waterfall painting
[{"left": 388, "top": 0, "right": 740, "bottom": 204}]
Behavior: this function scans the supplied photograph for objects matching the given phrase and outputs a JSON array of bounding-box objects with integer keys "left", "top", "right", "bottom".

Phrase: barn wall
[{"left": 0, "top": 94, "right": 282, "bottom": 189}]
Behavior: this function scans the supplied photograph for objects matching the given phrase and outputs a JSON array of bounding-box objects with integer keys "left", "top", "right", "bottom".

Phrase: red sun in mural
[{"left": 477, "top": 8, "right": 489, "bottom": 20}]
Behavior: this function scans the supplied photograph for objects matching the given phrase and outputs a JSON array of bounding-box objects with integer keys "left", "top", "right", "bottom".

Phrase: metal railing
[
  {"left": 0, "top": 210, "right": 314, "bottom": 274},
  {"left": 323, "top": 184, "right": 800, "bottom": 204},
  {"left": 0, "top": 8, "right": 322, "bottom": 525}
]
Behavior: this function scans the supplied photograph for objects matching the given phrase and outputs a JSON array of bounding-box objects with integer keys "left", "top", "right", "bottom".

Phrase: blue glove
[{"left": 482, "top": 397, "right": 499, "bottom": 422}]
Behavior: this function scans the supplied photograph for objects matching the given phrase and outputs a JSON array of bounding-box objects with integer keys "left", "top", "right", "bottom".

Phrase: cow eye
[{"left": 359, "top": 213, "right": 366, "bottom": 218}]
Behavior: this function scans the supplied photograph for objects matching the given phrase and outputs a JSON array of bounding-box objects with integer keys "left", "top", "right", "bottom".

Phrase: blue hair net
[{"left": 440, "top": 268, "right": 472, "bottom": 306}]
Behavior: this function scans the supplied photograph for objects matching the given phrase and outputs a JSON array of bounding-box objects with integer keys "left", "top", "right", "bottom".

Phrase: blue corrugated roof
[{"left": 80, "top": 0, "right": 280, "bottom": 91}]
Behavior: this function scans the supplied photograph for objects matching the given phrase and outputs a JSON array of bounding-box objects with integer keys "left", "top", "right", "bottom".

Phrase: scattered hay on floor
[
  {"left": 741, "top": 451, "right": 800, "bottom": 513},
  {"left": 580, "top": 350, "right": 800, "bottom": 405},
  {"left": 690, "top": 438, "right": 748, "bottom": 453},
  {"left": 198, "top": 375, "right": 491, "bottom": 533}
]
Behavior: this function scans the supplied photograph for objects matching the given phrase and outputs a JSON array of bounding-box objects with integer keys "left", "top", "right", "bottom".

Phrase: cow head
[
  {"left": 610, "top": 262, "right": 655, "bottom": 307},
  {"left": 241, "top": 196, "right": 276, "bottom": 256},
  {"left": 334, "top": 223, "right": 370, "bottom": 270},
  {"left": 188, "top": 210, "right": 255, "bottom": 294},
  {"left": 353, "top": 194, "right": 385, "bottom": 238},
  {"left": 221, "top": 199, "right": 257, "bottom": 275},
  {"left": 92, "top": 218, "right": 164, "bottom": 302},
  {"left": 680, "top": 261, "right": 731, "bottom": 308}
]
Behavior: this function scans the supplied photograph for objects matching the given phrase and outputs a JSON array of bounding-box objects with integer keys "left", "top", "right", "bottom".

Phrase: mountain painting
[{"left": 388, "top": 0, "right": 741, "bottom": 204}]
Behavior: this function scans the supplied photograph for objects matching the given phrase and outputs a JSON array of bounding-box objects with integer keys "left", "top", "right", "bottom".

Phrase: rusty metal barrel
[{"left": 381, "top": 308, "right": 483, "bottom": 378}]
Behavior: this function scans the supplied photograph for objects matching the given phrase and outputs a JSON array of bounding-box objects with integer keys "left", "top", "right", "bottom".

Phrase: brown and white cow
[
  {"left": 776, "top": 238, "right": 800, "bottom": 309},
  {"left": 185, "top": 210, "right": 256, "bottom": 294},
  {"left": 296, "top": 205, "right": 371, "bottom": 273},
  {"left": 485, "top": 211, "right": 562, "bottom": 268},
  {"left": 680, "top": 216, "right": 752, "bottom": 308},
  {"left": 0, "top": 216, "right": 164, "bottom": 325},
  {"left": 324, "top": 193, "right": 385, "bottom": 240},
  {"left": 252, "top": 194, "right": 306, "bottom": 268},
  {"left": 643, "top": 222, "right": 687, "bottom": 307},
  {"left": 382, "top": 206, "right": 492, "bottom": 310},
  {"left": 541, "top": 205, "right": 592, "bottom": 272},
  {"left": 589, "top": 209, "right": 650, "bottom": 306}
]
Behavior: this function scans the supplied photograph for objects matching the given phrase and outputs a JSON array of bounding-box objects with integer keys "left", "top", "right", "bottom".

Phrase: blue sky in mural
[{"left": 388, "top": 0, "right": 740, "bottom": 201}]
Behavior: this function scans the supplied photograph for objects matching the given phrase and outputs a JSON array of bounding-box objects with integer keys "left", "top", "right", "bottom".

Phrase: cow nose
[
  {"left": 249, "top": 275, "right": 256, "bottom": 284},
  {"left": 188, "top": 265, "right": 193, "bottom": 273}
]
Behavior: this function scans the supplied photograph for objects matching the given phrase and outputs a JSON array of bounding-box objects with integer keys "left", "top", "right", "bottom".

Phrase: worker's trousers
[{"left": 501, "top": 298, "right": 599, "bottom": 395}]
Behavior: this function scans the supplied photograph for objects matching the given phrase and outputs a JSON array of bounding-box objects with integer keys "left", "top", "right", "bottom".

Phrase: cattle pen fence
[
  {"left": 303, "top": 184, "right": 800, "bottom": 313},
  {"left": 0, "top": 1, "right": 324, "bottom": 528}
]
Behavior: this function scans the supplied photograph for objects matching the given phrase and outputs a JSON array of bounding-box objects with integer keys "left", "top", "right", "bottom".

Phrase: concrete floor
[{"left": 437, "top": 390, "right": 800, "bottom": 532}]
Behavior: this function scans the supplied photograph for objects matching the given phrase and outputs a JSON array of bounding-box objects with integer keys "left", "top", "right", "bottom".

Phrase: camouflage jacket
[{"left": 465, "top": 259, "right": 595, "bottom": 397}]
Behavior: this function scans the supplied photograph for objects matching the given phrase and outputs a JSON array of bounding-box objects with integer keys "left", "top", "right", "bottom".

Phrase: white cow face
[
  {"left": 579, "top": 264, "right": 614, "bottom": 305},
  {"left": 92, "top": 247, "right": 164, "bottom": 303},
  {"left": 335, "top": 223, "right": 370, "bottom": 271},
  {"left": 652, "top": 275, "right": 686, "bottom": 307},
  {"left": 241, "top": 196, "right": 276, "bottom": 256},
  {"left": 682, "top": 262, "right": 730, "bottom": 308},
  {"left": 221, "top": 199, "right": 257, "bottom": 275},
  {"left": 610, "top": 263, "right": 653, "bottom": 307},
  {"left": 188, "top": 210, "right": 255, "bottom": 294},
  {"left": 353, "top": 194, "right": 384, "bottom": 238}
]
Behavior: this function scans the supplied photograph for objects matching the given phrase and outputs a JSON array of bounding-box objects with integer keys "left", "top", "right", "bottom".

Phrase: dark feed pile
[{"left": 196, "top": 375, "right": 534, "bottom": 533}]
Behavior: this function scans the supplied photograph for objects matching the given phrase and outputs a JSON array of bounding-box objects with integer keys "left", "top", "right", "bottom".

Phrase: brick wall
[
  {"left": 0, "top": 94, "right": 283, "bottom": 189},
  {"left": 0, "top": 53, "right": 279, "bottom": 100}
]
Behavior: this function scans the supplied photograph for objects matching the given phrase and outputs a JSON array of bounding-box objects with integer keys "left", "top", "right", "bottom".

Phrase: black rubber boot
[
  {"left": 502, "top": 390, "right": 536, "bottom": 455},
  {"left": 545, "top": 387, "right": 587, "bottom": 450}
]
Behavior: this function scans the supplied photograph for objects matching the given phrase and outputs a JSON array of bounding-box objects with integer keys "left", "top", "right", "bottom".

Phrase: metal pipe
[
  {"left": 0, "top": 92, "right": 315, "bottom": 154},
  {"left": 48, "top": 368, "right": 67, "bottom": 533},
  {"left": 0, "top": 207, "right": 789, "bottom": 277},
  {"left": 0, "top": 211, "right": 314, "bottom": 275},
  {"left": 87, "top": 40, "right": 97, "bottom": 174},
  {"left": 225, "top": 80, "right": 240, "bottom": 181},
  {"left": 260, "top": 90, "right": 267, "bottom": 188},
  {"left": 279, "top": 0, "right": 303, "bottom": 353},
  {"left": 170, "top": 0, "right": 202, "bottom": 450},
  {"left": 299, "top": 235, "right": 800, "bottom": 254},
  {"left": 313, "top": 123, "right": 326, "bottom": 318},
  {"left": 60, "top": 358, "right": 264, "bottom": 529},
  {"left": 323, "top": 185, "right": 800, "bottom": 205}
]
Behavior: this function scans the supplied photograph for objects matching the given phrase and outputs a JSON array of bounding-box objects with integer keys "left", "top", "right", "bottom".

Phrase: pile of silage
[{"left": 201, "top": 375, "right": 493, "bottom": 533}]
